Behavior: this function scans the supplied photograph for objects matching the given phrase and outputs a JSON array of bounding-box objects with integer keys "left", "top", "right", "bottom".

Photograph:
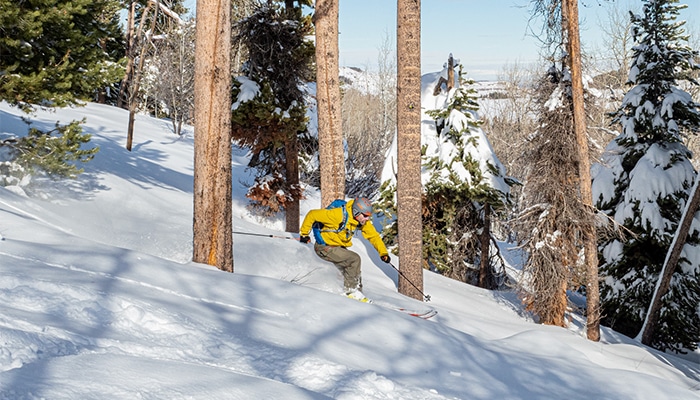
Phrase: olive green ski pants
[{"left": 314, "top": 243, "right": 362, "bottom": 292}]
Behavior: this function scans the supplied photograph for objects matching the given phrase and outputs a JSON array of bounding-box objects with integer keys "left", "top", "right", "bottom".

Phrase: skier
[{"left": 299, "top": 197, "right": 391, "bottom": 302}]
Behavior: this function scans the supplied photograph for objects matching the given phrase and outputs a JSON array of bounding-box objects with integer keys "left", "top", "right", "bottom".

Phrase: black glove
[
  {"left": 381, "top": 255, "right": 391, "bottom": 263},
  {"left": 300, "top": 235, "right": 310, "bottom": 244}
]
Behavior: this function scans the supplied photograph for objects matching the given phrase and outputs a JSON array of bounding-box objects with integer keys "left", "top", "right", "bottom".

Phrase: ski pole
[
  {"left": 233, "top": 231, "right": 300, "bottom": 241},
  {"left": 388, "top": 262, "right": 431, "bottom": 302}
]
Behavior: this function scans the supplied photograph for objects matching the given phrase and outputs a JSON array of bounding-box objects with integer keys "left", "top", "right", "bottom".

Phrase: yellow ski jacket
[{"left": 300, "top": 199, "right": 389, "bottom": 257}]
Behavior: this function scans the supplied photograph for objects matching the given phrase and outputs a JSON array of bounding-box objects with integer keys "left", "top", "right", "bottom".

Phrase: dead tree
[
  {"left": 640, "top": 178, "right": 700, "bottom": 345},
  {"left": 120, "top": 0, "right": 186, "bottom": 151},
  {"left": 563, "top": 0, "right": 600, "bottom": 342}
]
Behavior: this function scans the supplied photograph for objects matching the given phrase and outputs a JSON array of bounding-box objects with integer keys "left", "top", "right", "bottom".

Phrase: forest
[{"left": 0, "top": 0, "right": 699, "bottom": 356}]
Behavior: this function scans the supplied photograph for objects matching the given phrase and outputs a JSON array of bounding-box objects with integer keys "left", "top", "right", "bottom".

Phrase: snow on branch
[{"left": 148, "top": 0, "right": 186, "bottom": 26}]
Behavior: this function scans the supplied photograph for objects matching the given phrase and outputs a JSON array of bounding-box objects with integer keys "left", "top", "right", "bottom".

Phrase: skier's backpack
[{"left": 312, "top": 199, "right": 349, "bottom": 245}]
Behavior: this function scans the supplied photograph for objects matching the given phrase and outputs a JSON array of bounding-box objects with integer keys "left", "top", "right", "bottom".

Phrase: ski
[
  {"left": 345, "top": 294, "right": 437, "bottom": 319},
  {"left": 390, "top": 307, "right": 437, "bottom": 319}
]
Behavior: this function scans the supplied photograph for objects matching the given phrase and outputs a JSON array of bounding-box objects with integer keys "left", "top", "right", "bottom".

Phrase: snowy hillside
[{"left": 0, "top": 102, "right": 698, "bottom": 399}]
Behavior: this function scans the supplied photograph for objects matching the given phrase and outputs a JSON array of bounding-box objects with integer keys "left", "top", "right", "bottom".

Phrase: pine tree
[
  {"left": 231, "top": 0, "right": 314, "bottom": 232},
  {"left": 0, "top": 0, "right": 125, "bottom": 109},
  {"left": 379, "top": 58, "right": 513, "bottom": 289},
  {"left": 0, "top": 0, "right": 122, "bottom": 182},
  {"left": 1, "top": 119, "right": 98, "bottom": 181},
  {"left": 422, "top": 62, "right": 512, "bottom": 287},
  {"left": 592, "top": 0, "right": 700, "bottom": 352}
]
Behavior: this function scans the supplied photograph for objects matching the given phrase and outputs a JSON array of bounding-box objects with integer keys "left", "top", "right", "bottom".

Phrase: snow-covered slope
[{"left": 0, "top": 102, "right": 698, "bottom": 399}]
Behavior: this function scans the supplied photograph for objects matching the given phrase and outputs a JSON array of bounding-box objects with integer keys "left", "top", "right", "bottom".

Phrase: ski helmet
[{"left": 352, "top": 197, "right": 372, "bottom": 217}]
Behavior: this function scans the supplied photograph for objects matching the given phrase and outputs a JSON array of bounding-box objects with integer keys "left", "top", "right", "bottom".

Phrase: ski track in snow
[
  {"left": 0, "top": 251, "right": 453, "bottom": 399},
  {"left": 0, "top": 197, "right": 72, "bottom": 236},
  {"left": 0, "top": 251, "right": 286, "bottom": 317}
]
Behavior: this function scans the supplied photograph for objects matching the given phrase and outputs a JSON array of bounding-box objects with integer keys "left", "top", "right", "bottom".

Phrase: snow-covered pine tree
[
  {"left": 379, "top": 58, "right": 513, "bottom": 288},
  {"left": 231, "top": 1, "right": 315, "bottom": 232},
  {"left": 592, "top": 0, "right": 700, "bottom": 353}
]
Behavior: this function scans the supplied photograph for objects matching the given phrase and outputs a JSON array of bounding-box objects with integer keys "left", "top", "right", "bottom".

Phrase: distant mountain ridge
[{"left": 339, "top": 66, "right": 506, "bottom": 98}]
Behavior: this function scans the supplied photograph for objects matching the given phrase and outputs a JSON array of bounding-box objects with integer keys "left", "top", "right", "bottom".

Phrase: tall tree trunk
[
  {"left": 96, "top": 38, "right": 108, "bottom": 104},
  {"left": 126, "top": 3, "right": 157, "bottom": 151},
  {"left": 285, "top": 136, "right": 300, "bottom": 233},
  {"left": 479, "top": 204, "right": 492, "bottom": 288},
  {"left": 118, "top": 2, "right": 137, "bottom": 109},
  {"left": 640, "top": 176, "right": 700, "bottom": 346},
  {"left": 314, "top": 0, "right": 345, "bottom": 206},
  {"left": 396, "top": 0, "right": 423, "bottom": 301},
  {"left": 563, "top": 0, "right": 600, "bottom": 341},
  {"left": 193, "top": 0, "right": 233, "bottom": 272}
]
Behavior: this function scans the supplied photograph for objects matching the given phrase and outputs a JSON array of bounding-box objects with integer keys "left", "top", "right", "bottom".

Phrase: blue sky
[
  {"left": 339, "top": 0, "right": 549, "bottom": 79},
  {"left": 181, "top": 0, "right": 695, "bottom": 81},
  {"left": 337, "top": 0, "right": 648, "bottom": 80}
]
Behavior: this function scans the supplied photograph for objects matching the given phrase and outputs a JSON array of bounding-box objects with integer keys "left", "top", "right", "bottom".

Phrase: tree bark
[
  {"left": 314, "top": 0, "right": 345, "bottom": 206},
  {"left": 640, "top": 177, "right": 700, "bottom": 345},
  {"left": 193, "top": 0, "right": 233, "bottom": 272},
  {"left": 563, "top": 0, "right": 600, "bottom": 341},
  {"left": 396, "top": 0, "right": 423, "bottom": 301},
  {"left": 285, "top": 136, "right": 300, "bottom": 233}
]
